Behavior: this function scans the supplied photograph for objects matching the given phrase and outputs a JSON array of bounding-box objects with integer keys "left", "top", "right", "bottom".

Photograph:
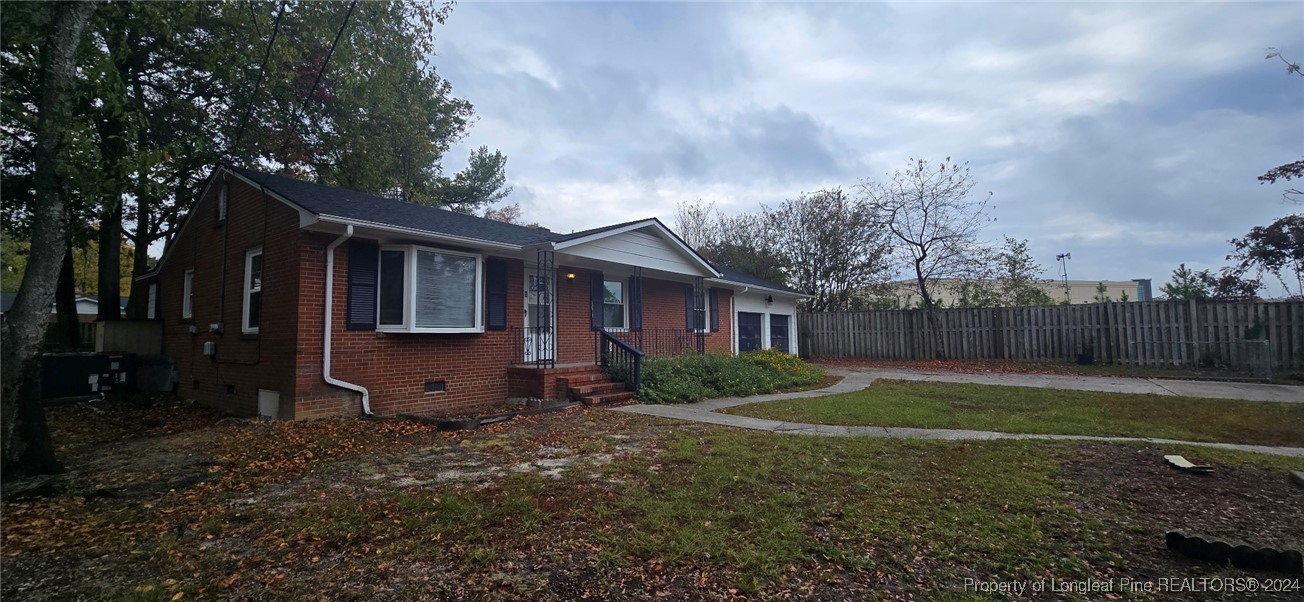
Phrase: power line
[
  {"left": 226, "top": 0, "right": 286, "bottom": 161},
  {"left": 277, "top": 0, "right": 358, "bottom": 160}
]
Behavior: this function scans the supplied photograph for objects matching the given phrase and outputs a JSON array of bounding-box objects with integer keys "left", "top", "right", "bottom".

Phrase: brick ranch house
[{"left": 136, "top": 166, "right": 806, "bottom": 420}]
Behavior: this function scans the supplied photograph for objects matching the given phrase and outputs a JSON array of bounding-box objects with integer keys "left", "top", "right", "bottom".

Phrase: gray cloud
[{"left": 432, "top": 2, "right": 1304, "bottom": 292}]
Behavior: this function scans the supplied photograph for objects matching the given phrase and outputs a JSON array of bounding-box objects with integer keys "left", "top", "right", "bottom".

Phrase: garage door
[
  {"left": 738, "top": 312, "right": 763, "bottom": 352},
  {"left": 769, "top": 314, "right": 790, "bottom": 353}
]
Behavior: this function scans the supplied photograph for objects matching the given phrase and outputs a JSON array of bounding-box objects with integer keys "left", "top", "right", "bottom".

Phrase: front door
[
  {"left": 738, "top": 312, "right": 763, "bottom": 353},
  {"left": 524, "top": 267, "right": 554, "bottom": 362}
]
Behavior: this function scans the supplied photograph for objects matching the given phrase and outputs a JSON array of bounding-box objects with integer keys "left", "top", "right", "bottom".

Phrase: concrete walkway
[
  {"left": 613, "top": 368, "right": 1304, "bottom": 458},
  {"left": 860, "top": 368, "right": 1304, "bottom": 403}
]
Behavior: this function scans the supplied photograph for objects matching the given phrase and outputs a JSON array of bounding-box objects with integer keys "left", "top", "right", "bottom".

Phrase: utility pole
[{"left": 1056, "top": 252, "right": 1072, "bottom": 304}]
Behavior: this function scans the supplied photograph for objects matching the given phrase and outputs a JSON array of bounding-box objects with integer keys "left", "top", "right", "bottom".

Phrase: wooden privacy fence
[{"left": 799, "top": 300, "right": 1304, "bottom": 371}]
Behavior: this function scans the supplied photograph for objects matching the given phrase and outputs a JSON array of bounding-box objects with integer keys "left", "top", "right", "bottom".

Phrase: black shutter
[
  {"left": 346, "top": 240, "right": 379, "bottom": 330},
  {"left": 684, "top": 285, "right": 694, "bottom": 331},
  {"left": 590, "top": 271, "right": 604, "bottom": 330},
  {"left": 485, "top": 258, "right": 508, "bottom": 331},
  {"left": 629, "top": 274, "right": 642, "bottom": 332},
  {"left": 709, "top": 288, "right": 720, "bottom": 332}
]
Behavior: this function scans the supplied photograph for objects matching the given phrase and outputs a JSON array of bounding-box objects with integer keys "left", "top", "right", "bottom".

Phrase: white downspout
[
  {"left": 324, "top": 225, "right": 372, "bottom": 416},
  {"left": 734, "top": 286, "right": 749, "bottom": 355}
]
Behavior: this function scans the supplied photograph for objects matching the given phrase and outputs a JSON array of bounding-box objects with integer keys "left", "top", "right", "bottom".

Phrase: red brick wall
[
  {"left": 292, "top": 233, "right": 527, "bottom": 419},
  {"left": 155, "top": 174, "right": 302, "bottom": 418},
  {"left": 555, "top": 266, "right": 599, "bottom": 364}
]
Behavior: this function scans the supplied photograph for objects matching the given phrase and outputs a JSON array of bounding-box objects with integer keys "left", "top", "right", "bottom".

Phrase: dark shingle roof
[
  {"left": 229, "top": 166, "right": 561, "bottom": 247},
  {"left": 713, "top": 266, "right": 802, "bottom": 295}
]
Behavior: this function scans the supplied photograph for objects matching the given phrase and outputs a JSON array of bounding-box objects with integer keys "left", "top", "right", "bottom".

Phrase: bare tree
[
  {"left": 767, "top": 189, "right": 892, "bottom": 312},
  {"left": 860, "top": 158, "right": 991, "bottom": 359},
  {"left": 2, "top": 1, "right": 96, "bottom": 477},
  {"left": 673, "top": 198, "right": 720, "bottom": 250}
]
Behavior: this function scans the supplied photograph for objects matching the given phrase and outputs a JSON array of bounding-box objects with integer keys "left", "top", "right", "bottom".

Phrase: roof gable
[{"left": 553, "top": 218, "right": 720, "bottom": 277}]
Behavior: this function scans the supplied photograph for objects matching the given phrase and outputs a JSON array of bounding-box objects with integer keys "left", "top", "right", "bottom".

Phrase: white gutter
[
  {"left": 314, "top": 214, "right": 524, "bottom": 252},
  {"left": 324, "top": 225, "right": 372, "bottom": 416}
]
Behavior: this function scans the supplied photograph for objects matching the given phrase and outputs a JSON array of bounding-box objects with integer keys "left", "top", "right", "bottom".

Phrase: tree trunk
[
  {"left": 96, "top": 202, "right": 122, "bottom": 320},
  {"left": 125, "top": 206, "right": 150, "bottom": 319},
  {"left": 1, "top": 0, "right": 95, "bottom": 479},
  {"left": 913, "top": 262, "right": 947, "bottom": 361},
  {"left": 53, "top": 234, "right": 81, "bottom": 350}
]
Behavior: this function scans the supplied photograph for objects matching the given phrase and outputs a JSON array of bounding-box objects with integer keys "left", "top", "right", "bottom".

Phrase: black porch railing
[
  {"left": 604, "top": 328, "right": 704, "bottom": 358},
  {"left": 599, "top": 329, "right": 644, "bottom": 394}
]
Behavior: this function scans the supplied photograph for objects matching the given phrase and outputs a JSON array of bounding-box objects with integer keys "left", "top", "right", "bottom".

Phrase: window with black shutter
[
  {"left": 347, "top": 241, "right": 379, "bottom": 330},
  {"left": 485, "top": 258, "right": 508, "bottom": 331}
]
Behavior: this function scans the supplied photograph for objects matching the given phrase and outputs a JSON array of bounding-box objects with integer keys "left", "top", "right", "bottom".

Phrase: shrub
[{"left": 638, "top": 350, "right": 825, "bottom": 404}]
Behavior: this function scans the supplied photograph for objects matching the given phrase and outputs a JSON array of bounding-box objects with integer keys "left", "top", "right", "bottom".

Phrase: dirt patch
[{"left": 1062, "top": 443, "right": 1304, "bottom": 600}]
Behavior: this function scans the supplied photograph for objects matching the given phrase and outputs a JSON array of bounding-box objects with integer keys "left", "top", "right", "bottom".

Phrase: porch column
[{"left": 533, "top": 249, "right": 555, "bottom": 368}]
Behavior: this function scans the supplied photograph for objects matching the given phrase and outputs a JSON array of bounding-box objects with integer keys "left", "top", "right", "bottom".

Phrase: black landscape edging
[{"left": 1166, "top": 530, "right": 1303, "bottom": 574}]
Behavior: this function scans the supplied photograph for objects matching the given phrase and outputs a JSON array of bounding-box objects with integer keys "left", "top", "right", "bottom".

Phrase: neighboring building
[
  {"left": 137, "top": 166, "right": 805, "bottom": 420},
  {"left": 0, "top": 293, "right": 125, "bottom": 323},
  {"left": 880, "top": 278, "right": 1154, "bottom": 309}
]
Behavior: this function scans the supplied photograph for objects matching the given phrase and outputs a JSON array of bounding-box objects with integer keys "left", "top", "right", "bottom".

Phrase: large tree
[
  {"left": 861, "top": 158, "right": 991, "bottom": 359},
  {"left": 2, "top": 1, "right": 512, "bottom": 322},
  {"left": 951, "top": 237, "right": 1054, "bottom": 308},
  {"left": 2, "top": 0, "right": 97, "bottom": 478},
  {"left": 674, "top": 198, "right": 791, "bottom": 286},
  {"left": 766, "top": 189, "right": 892, "bottom": 312}
]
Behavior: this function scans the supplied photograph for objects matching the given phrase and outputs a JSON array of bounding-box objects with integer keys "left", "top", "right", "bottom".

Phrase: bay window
[{"left": 376, "top": 244, "right": 484, "bottom": 333}]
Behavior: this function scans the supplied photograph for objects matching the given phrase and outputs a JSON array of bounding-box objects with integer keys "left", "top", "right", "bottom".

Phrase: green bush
[{"left": 638, "top": 350, "right": 825, "bottom": 404}]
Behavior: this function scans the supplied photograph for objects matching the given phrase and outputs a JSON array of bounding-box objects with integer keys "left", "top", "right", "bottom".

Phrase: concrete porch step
[{"left": 580, "top": 391, "right": 637, "bottom": 406}]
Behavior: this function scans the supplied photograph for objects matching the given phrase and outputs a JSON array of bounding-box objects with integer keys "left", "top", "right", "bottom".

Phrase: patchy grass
[
  {"left": 725, "top": 380, "right": 1304, "bottom": 446},
  {"left": 5, "top": 404, "right": 1303, "bottom": 601}
]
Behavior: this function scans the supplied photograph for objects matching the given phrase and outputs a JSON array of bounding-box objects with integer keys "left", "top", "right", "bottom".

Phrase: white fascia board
[
  {"left": 554, "top": 218, "right": 721, "bottom": 277},
  {"left": 706, "top": 278, "right": 812, "bottom": 299},
  {"left": 312, "top": 215, "right": 525, "bottom": 252}
]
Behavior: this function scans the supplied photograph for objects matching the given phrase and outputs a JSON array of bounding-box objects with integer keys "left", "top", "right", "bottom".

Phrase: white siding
[{"left": 560, "top": 228, "right": 710, "bottom": 276}]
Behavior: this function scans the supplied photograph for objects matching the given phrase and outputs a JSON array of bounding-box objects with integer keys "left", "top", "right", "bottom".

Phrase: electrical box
[
  {"left": 203, "top": 341, "right": 217, "bottom": 357},
  {"left": 209, "top": 322, "right": 224, "bottom": 334}
]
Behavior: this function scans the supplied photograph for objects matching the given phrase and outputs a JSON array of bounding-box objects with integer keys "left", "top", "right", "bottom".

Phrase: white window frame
[
  {"left": 376, "top": 244, "right": 484, "bottom": 334},
  {"left": 242, "top": 248, "right": 263, "bottom": 334},
  {"left": 182, "top": 268, "right": 194, "bottom": 319},
  {"left": 603, "top": 279, "right": 627, "bottom": 330},
  {"left": 216, "top": 182, "right": 229, "bottom": 223}
]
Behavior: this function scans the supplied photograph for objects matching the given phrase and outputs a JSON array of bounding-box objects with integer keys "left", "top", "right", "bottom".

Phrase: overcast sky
[{"left": 432, "top": 1, "right": 1304, "bottom": 290}]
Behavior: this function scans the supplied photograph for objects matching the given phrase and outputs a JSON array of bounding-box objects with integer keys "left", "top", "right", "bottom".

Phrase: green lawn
[{"left": 724, "top": 380, "right": 1304, "bottom": 446}]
